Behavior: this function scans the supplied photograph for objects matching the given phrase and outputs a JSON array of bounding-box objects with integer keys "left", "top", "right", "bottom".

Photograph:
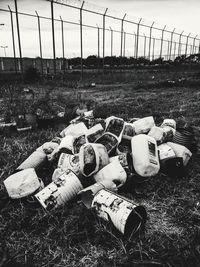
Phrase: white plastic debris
[
  {"left": 132, "top": 116, "right": 155, "bottom": 134},
  {"left": 4, "top": 168, "right": 43, "bottom": 199}
]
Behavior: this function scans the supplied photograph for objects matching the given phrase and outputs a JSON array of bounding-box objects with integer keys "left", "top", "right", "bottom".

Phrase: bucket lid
[{"left": 4, "top": 168, "right": 41, "bottom": 199}]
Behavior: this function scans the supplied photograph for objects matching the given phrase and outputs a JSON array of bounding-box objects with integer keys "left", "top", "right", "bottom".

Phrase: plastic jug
[
  {"left": 167, "top": 142, "right": 192, "bottom": 166},
  {"left": 132, "top": 116, "right": 155, "bottom": 134},
  {"left": 148, "top": 126, "right": 165, "bottom": 144},
  {"left": 131, "top": 134, "right": 160, "bottom": 177}
]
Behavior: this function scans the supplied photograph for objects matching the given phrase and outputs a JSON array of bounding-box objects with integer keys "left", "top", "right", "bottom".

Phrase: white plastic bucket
[
  {"left": 109, "top": 153, "right": 128, "bottom": 168},
  {"left": 17, "top": 150, "right": 47, "bottom": 171},
  {"left": 57, "top": 153, "right": 80, "bottom": 177},
  {"left": 158, "top": 143, "right": 176, "bottom": 161},
  {"left": 167, "top": 142, "right": 192, "bottom": 166},
  {"left": 91, "top": 189, "right": 147, "bottom": 236},
  {"left": 94, "top": 159, "right": 127, "bottom": 188},
  {"left": 148, "top": 126, "right": 165, "bottom": 144},
  {"left": 86, "top": 123, "right": 104, "bottom": 143},
  {"left": 79, "top": 143, "right": 109, "bottom": 177},
  {"left": 95, "top": 132, "right": 118, "bottom": 156},
  {"left": 59, "top": 135, "right": 74, "bottom": 153},
  {"left": 60, "top": 122, "right": 88, "bottom": 138},
  {"left": 72, "top": 134, "right": 87, "bottom": 154},
  {"left": 131, "top": 134, "right": 160, "bottom": 177},
  {"left": 132, "top": 116, "right": 155, "bottom": 135},
  {"left": 105, "top": 116, "right": 125, "bottom": 142},
  {"left": 161, "top": 119, "right": 176, "bottom": 130},
  {"left": 4, "top": 168, "right": 42, "bottom": 199},
  {"left": 35, "top": 170, "right": 83, "bottom": 210}
]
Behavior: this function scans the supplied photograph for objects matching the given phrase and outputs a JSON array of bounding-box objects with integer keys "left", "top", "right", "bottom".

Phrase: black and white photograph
[{"left": 0, "top": 0, "right": 200, "bottom": 266}]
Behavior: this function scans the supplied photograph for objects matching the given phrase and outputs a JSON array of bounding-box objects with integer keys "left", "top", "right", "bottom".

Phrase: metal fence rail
[{"left": 0, "top": 0, "right": 199, "bottom": 78}]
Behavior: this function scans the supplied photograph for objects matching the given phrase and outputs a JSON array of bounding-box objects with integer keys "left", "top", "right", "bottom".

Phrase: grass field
[{"left": 0, "top": 66, "right": 200, "bottom": 267}]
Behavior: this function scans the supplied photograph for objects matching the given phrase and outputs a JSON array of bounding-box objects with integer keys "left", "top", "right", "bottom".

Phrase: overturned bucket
[
  {"left": 94, "top": 159, "right": 127, "bottom": 188},
  {"left": 35, "top": 170, "right": 83, "bottom": 210},
  {"left": 17, "top": 150, "right": 47, "bottom": 171},
  {"left": 91, "top": 189, "right": 147, "bottom": 236},
  {"left": 79, "top": 143, "right": 109, "bottom": 177}
]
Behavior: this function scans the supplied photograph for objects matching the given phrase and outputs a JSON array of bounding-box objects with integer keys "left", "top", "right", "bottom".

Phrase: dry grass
[{"left": 0, "top": 67, "right": 200, "bottom": 267}]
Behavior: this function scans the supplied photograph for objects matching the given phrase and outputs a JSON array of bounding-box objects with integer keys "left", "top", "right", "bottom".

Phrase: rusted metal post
[
  {"left": 8, "top": 5, "right": 17, "bottom": 73},
  {"left": 14, "top": 0, "right": 23, "bottom": 76},
  {"left": 51, "top": 0, "right": 56, "bottom": 75},
  {"left": 178, "top": 31, "right": 184, "bottom": 56},
  {"left": 148, "top": 22, "right": 154, "bottom": 60},
  {"left": 120, "top": 13, "right": 126, "bottom": 58},
  {"left": 185, "top": 33, "right": 191, "bottom": 57},
  {"left": 169, "top": 28, "right": 175, "bottom": 60},
  {"left": 102, "top": 8, "right": 108, "bottom": 73},
  {"left": 160, "top": 25, "right": 166, "bottom": 59},
  {"left": 136, "top": 18, "right": 142, "bottom": 59},
  {"left": 60, "top": 16, "right": 65, "bottom": 73},
  {"left": 80, "top": 1, "right": 85, "bottom": 80},
  {"left": 192, "top": 35, "right": 197, "bottom": 55},
  {"left": 35, "top": 11, "right": 43, "bottom": 76}
]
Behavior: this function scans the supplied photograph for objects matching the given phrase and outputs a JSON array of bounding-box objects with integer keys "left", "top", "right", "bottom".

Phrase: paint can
[
  {"left": 35, "top": 170, "right": 83, "bottom": 210},
  {"left": 79, "top": 143, "right": 109, "bottom": 177},
  {"left": 78, "top": 181, "right": 117, "bottom": 209},
  {"left": 132, "top": 116, "right": 155, "bottom": 135},
  {"left": 57, "top": 153, "right": 80, "bottom": 176},
  {"left": 173, "top": 127, "right": 197, "bottom": 152},
  {"left": 95, "top": 132, "right": 119, "bottom": 156},
  {"left": 94, "top": 159, "right": 127, "bottom": 188},
  {"left": 131, "top": 134, "right": 160, "bottom": 177},
  {"left": 91, "top": 189, "right": 147, "bottom": 236}
]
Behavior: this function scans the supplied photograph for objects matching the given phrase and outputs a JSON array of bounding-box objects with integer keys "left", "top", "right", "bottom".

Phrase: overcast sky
[{"left": 0, "top": 0, "right": 199, "bottom": 58}]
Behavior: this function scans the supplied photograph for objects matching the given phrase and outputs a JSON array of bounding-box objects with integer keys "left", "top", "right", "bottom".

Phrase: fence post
[
  {"left": 148, "top": 21, "right": 154, "bottom": 60},
  {"left": 167, "top": 40, "right": 170, "bottom": 60},
  {"left": 80, "top": 1, "right": 85, "bottom": 80},
  {"left": 8, "top": 5, "right": 17, "bottom": 74},
  {"left": 14, "top": 0, "right": 23, "bottom": 78},
  {"left": 50, "top": 0, "right": 56, "bottom": 75},
  {"left": 173, "top": 41, "right": 177, "bottom": 60},
  {"left": 102, "top": 8, "right": 108, "bottom": 73},
  {"left": 169, "top": 28, "right": 175, "bottom": 60},
  {"left": 160, "top": 25, "right": 166, "bottom": 59},
  {"left": 178, "top": 31, "right": 184, "bottom": 56},
  {"left": 120, "top": 13, "right": 126, "bottom": 58},
  {"left": 185, "top": 32, "right": 191, "bottom": 57},
  {"left": 136, "top": 18, "right": 142, "bottom": 59},
  {"left": 109, "top": 27, "right": 113, "bottom": 57},
  {"left": 96, "top": 24, "right": 100, "bottom": 71},
  {"left": 123, "top": 31, "right": 126, "bottom": 57},
  {"left": 143, "top": 34, "right": 146, "bottom": 58},
  {"left": 60, "top": 16, "right": 65, "bottom": 74},
  {"left": 152, "top": 37, "right": 155, "bottom": 60},
  {"left": 192, "top": 35, "right": 197, "bottom": 55},
  {"left": 134, "top": 32, "right": 137, "bottom": 58},
  {"left": 35, "top": 11, "right": 43, "bottom": 76}
]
